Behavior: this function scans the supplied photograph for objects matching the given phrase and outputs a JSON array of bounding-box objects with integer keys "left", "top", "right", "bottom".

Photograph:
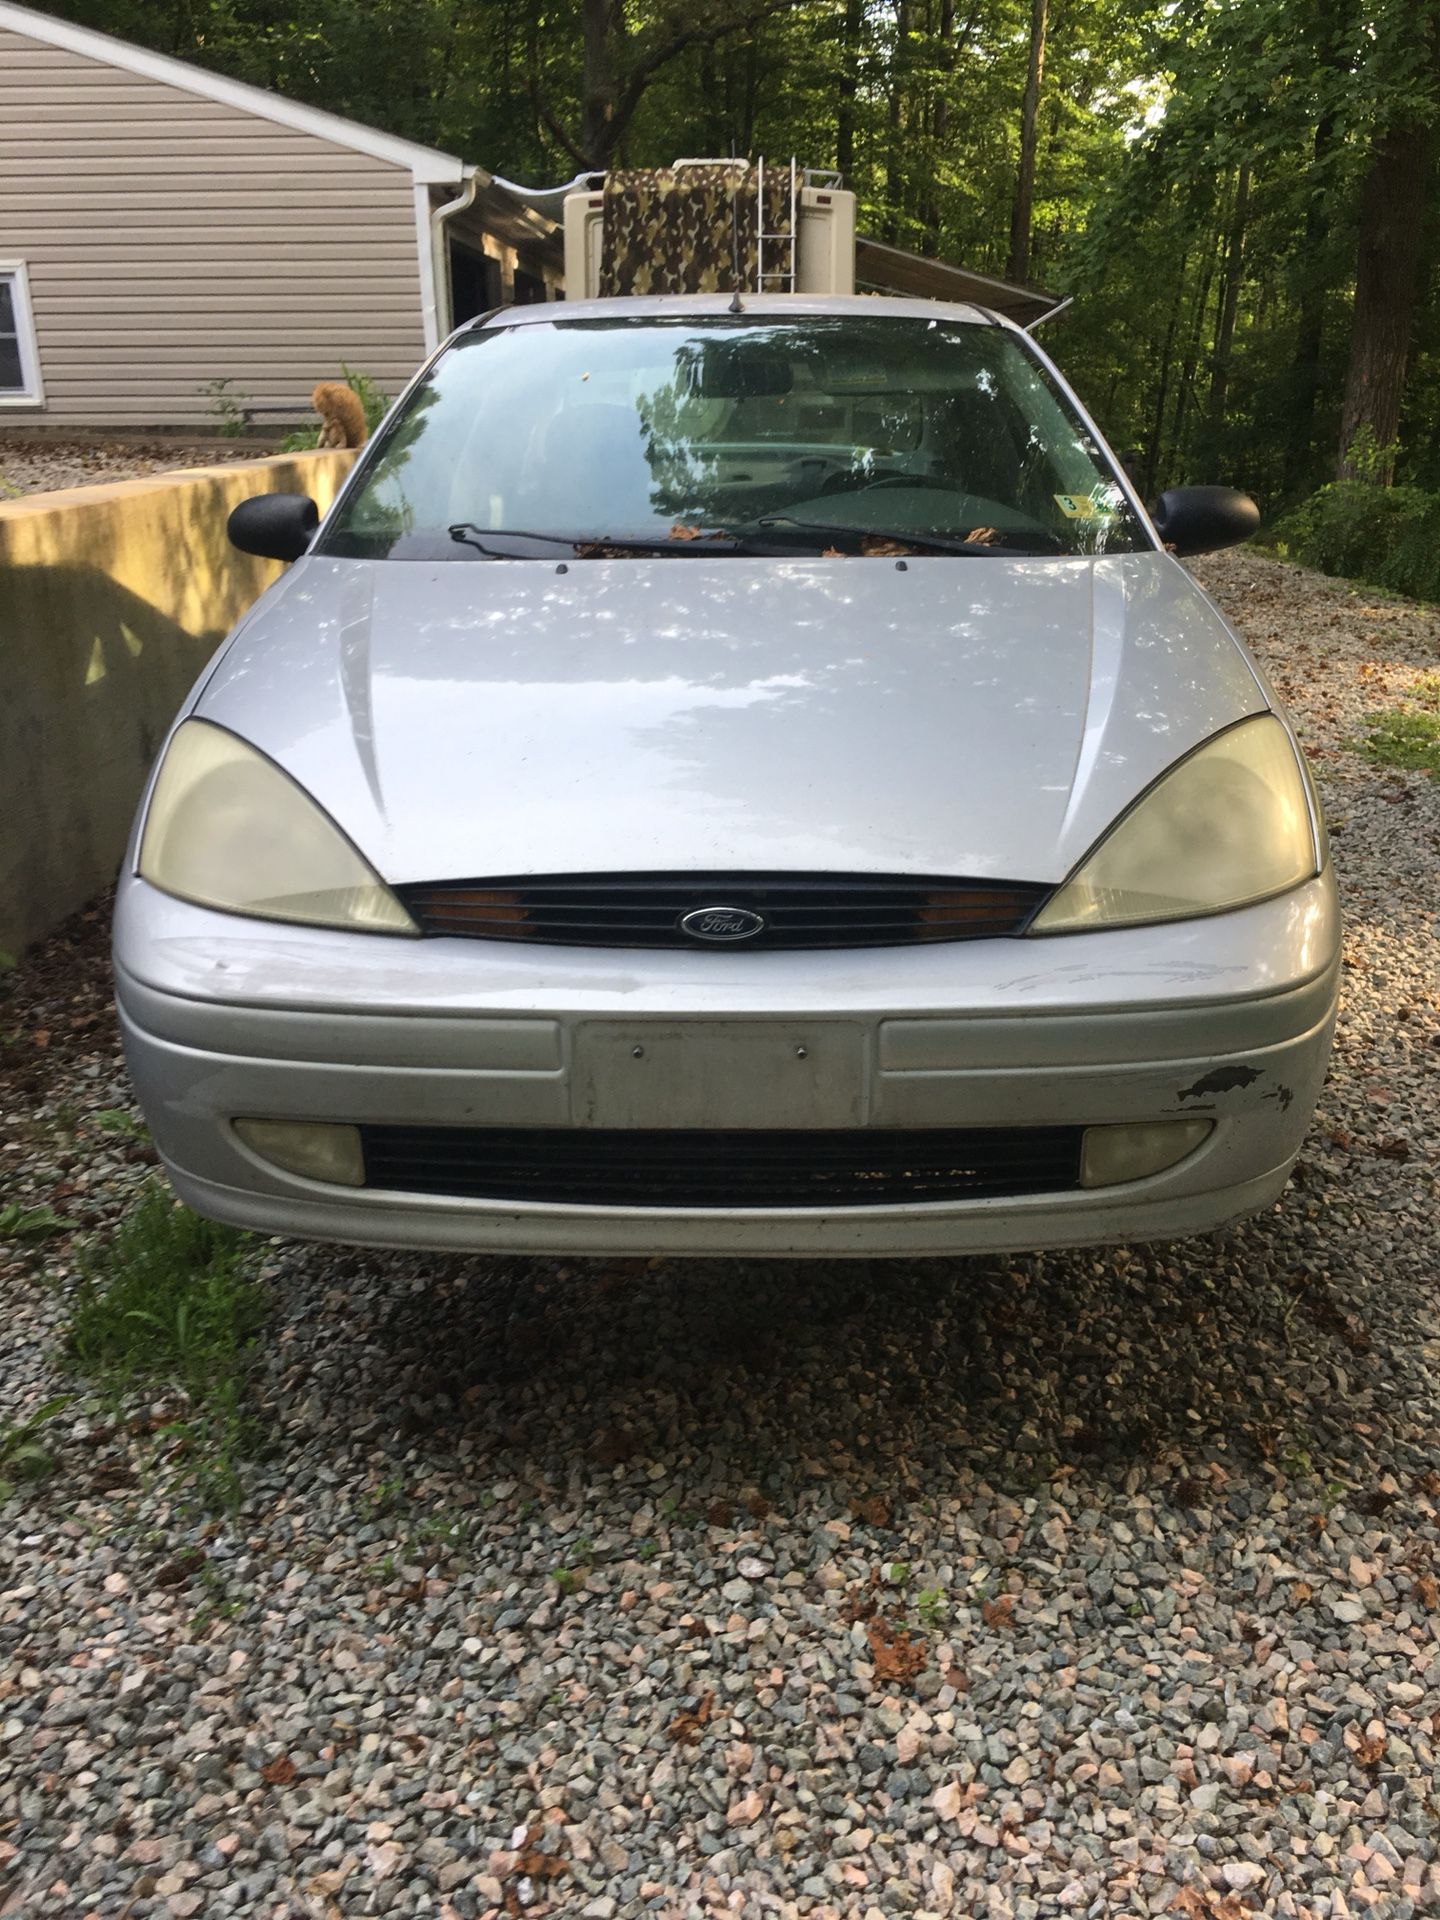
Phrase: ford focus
[{"left": 113, "top": 296, "right": 1339, "bottom": 1257}]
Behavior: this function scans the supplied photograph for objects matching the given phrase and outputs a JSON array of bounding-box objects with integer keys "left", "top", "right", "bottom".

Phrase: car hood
[{"left": 195, "top": 552, "right": 1266, "bottom": 886}]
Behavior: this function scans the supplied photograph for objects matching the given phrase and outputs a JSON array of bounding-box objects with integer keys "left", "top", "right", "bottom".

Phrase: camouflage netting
[{"left": 599, "top": 166, "right": 795, "bottom": 297}]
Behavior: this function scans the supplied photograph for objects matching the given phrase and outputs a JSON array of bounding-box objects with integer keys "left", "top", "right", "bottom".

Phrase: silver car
[{"left": 114, "top": 294, "right": 1339, "bottom": 1258}]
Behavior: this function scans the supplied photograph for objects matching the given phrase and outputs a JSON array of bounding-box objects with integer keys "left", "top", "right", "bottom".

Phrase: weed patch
[
  {"left": 65, "top": 1189, "right": 265, "bottom": 1504},
  {"left": 0, "top": 1202, "right": 70, "bottom": 1241},
  {"left": 0, "top": 1395, "right": 72, "bottom": 1502},
  {"left": 1356, "top": 708, "right": 1440, "bottom": 779}
]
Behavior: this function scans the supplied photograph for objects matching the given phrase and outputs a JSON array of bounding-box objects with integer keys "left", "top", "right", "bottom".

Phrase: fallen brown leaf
[
  {"left": 151, "top": 1550, "right": 204, "bottom": 1588},
  {"left": 667, "top": 1689, "right": 715, "bottom": 1744},
  {"left": 260, "top": 1755, "right": 297, "bottom": 1786},
  {"left": 1415, "top": 1573, "right": 1439, "bottom": 1610},
  {"left": 1354, "top": 1732, "right": 1386, "bottom": 1768},
  {"left": 866, "top": 1616, "right": 926, "bottom": 1685},
  {"left": 981, "top": 1593, "right": 1016, "bottom": 1629},
  {"left": 850, "top": 1495, "right": 892, "bottom": 1529},
  {"left": 1170, "top": 1889, "right": 1253, "bottom": 1919},
  {"left": 593, "top": 1428, "right": 640, "bottom": 1467},
  {"left": 514, "top": 1848, "right": 567, "bottom": 1880}
]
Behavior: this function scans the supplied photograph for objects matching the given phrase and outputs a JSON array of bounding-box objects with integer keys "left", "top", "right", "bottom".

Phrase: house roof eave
[{"left": 0, "top": 0, "right": 466, "bottom": 182}]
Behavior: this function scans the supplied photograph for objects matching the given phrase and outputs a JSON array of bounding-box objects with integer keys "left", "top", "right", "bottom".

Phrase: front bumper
[{"left": 113, "top": 870, "right": 1340, "bottom": 1257}]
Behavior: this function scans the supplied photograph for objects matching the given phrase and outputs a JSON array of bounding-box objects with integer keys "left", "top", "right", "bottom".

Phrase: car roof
[{"left": 469, "top": 292, "right": 1006, "bottom": 330}]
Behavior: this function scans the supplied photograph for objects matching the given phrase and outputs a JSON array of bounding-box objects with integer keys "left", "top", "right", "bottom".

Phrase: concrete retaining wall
[{"left": 0, "top": 450, "right": 355, "bottom": 959}]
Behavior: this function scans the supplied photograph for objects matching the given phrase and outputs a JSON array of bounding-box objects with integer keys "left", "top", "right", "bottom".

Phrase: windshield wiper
[
  {"left": 448, "top": 522, "right": 786, "bottom": 558},
  {"left": 755, "top": 515, "right": 1059, "bottom": 557}
]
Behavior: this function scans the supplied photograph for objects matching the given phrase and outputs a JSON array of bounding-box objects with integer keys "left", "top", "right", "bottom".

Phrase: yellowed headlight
[
  {"left": 139, "top": 720, "right": 417, "bottom": 935},
  {"left": 1032, "top": 714, "right": 1318, "bottom": 934}
]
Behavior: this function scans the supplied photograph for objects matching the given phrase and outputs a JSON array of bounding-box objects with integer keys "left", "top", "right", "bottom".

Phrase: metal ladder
[
  {"left": 672, "top": 156, "right": 808, "bottom": 292},
  {"left": 755, "top": 155, "right": 798, "bottom": 292}
]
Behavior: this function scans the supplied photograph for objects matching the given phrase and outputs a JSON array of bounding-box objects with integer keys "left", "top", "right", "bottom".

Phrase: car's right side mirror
[
  {"left": 228, "top": 492, "right": 319, "bottom": 563},
  {"left": 1149, "top": 485, "right": 1260, "bottom": 557}
]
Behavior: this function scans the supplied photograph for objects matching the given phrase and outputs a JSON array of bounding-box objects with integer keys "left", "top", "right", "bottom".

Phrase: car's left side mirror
[
  {"left": 228, "top": 492, "right": 319, "bottom": 563},
  {"left": 1149, "top": 485, "right": 1259, "bottom": 557}
]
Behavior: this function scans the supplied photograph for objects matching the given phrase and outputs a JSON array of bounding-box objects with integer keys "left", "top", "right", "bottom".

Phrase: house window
[{"left": 0, "top": 262, "right": 43, "bottom": 405}]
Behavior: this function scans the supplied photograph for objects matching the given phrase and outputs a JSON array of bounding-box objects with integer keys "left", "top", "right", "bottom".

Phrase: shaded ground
[{"left": 1, "top": 550, "right": 1438, "bottom": 1920}]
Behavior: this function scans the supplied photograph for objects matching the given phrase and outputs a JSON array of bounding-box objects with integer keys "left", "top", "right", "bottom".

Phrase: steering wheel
[
  {"left": 857, "top": 472, "right": 967, "bottom": 493},
  {"left": 821, "top": 466, "right": 971, "bottom": 495}
]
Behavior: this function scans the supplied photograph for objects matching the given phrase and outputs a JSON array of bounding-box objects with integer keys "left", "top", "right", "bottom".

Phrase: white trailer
[{"left": 563, "top": 158, "right": 857, "bottom": 300}]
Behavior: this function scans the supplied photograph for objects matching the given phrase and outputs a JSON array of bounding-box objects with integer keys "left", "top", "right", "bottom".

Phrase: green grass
[
  {"left": 0, "top": 1395, "right": 73, "bottom": 1503},
  {"left": 64, "top": 1188, "right": 265, "bottom": 1506},
  {"left": 1357, "top": 708, "right": 1440, "bottom": 779},
  {"left": 0, "top": 1202, "right": 70, "bottom": 1241}
]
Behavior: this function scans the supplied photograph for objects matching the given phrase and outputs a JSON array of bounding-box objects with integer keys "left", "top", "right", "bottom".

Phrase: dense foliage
[{"left": 37, "top": 0, "right": 1440, "bottom": 514}]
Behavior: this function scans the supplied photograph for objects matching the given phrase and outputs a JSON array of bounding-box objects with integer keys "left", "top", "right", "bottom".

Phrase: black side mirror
[
  {"left": 1149, "top": 485, "right": 1259, "bottom": 557},
  {"left": 227, "top": 492, "right": 319, "bottom": 563}
]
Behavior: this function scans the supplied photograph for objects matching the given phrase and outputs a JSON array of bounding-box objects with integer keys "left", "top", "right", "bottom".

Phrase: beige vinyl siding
[{"left": 0, "top": 26, "right": 432, "bottom": 424}]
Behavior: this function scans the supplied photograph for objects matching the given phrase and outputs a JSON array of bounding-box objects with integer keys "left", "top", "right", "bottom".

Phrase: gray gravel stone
[{"left": 3, "top": 548, "right": 1440, "bottom": 1916}]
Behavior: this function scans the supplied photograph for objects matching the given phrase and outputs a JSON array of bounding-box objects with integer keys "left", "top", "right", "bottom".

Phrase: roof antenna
[
  {"left": 1023, "top": 293, "right": 1074, "bottom": 333},
  {"left": 728, "top": 149, "right": 746, "bottom": 312}
]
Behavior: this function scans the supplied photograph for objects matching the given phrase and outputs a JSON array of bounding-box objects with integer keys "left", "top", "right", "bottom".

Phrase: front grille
[
  {"left": 396, "top": 873, "right": 1049, "bottom": 949},
  {"left": 359, "top": 1124, "right": 1083, "bottom": 1208}
]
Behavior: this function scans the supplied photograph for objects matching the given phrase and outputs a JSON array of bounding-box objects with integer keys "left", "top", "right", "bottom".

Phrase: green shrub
[
  {"left": 340, "top": 362, "right": 390, "bottom": 436},
  {"left": 279, "top": 365, "right": 388, "bottom": 454},
  {"left": 1273, "top": 481, "right": 1440, "bottom": 605}
]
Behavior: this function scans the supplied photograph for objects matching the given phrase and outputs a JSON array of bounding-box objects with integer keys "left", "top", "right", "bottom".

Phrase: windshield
[{"left": 320, "top": 314, "right": 1148, "bottom": 561}]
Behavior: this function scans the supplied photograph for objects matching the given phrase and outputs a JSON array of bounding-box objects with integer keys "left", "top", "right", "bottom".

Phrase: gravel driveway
[
  {"left": 0, "top": 439, "right": 262, "bottom": 497},
  {"left": 1, "top": 550, "right": 1437, "bottom": 1920}
]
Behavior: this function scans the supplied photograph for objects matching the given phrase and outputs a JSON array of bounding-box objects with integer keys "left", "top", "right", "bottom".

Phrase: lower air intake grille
[
  {"left": 359, "top": 1125, "right": 1083, "bottom": 1209},
  {"left": 396, "top": 873, "right": 1048, "bottom": 949}
]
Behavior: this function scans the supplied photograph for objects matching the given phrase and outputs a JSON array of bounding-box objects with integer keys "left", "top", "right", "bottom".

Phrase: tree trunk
[
  {"left": 1143, "top": 259, "right": 1188, "bottom": 497},
  {"left": 916, "top": 0, "right": 956, "bottom": 247},
  {"left": 1282, "top": 107, "right": 1339, "bottom": 496},
  {"left": 1006, "top": 0, "right": 1048, "bottom": 285},
  {"left": 885, "top": 2, "right": 911, "bottom": 243},
  {"left": 1170, "top": 225, "right": 1221, "bottom": 479},
  {"left": 1204, "top": 161, "right": 1249, "bottom": 452},
  {"left": 579, "top": 0, "right": 623, "bottom": 170},
  {"left": 1337, "top": 116, "right": 1433, "bottom": 481},
  {"left": 835, "top": 0, "right": 864, "bottom": 180}
]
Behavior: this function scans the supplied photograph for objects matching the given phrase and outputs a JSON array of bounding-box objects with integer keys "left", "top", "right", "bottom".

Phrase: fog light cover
[
  {"left": 1079, "top": 1120, "right": 1212, "bottom": 1189},
  {"left": 234, "top": 1119, "right": 365, "bottom": 1187}
]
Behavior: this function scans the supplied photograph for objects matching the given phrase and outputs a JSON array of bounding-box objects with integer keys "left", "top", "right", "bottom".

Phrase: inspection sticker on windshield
[{"left": 1054, "top": 493, "right": 1097, "bottom": 519}]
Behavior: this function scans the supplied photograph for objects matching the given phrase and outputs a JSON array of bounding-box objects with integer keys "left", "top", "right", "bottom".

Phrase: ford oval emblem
[{"left": 679, "top": 906, "right": 767, "bottom": 943}]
